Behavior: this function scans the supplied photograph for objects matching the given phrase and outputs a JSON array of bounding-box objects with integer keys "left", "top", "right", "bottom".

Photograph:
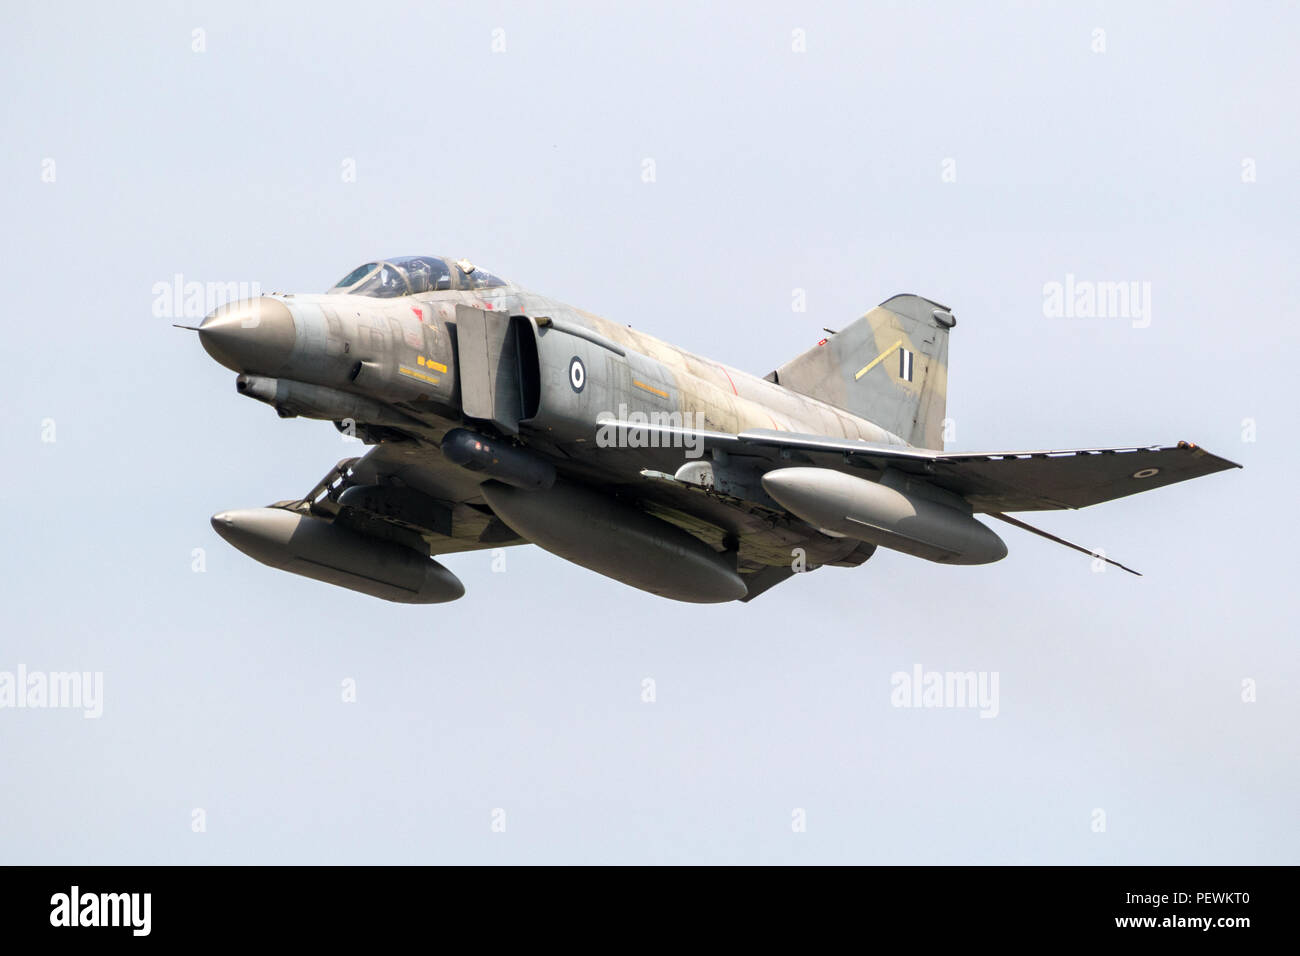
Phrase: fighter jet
[{"left": 184, "top": 255, "right": 1240, "bottom": 603}]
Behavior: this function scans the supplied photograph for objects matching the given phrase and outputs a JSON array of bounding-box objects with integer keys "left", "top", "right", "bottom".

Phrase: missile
[
  {"left": 480, "top": 479, "right": 747, "bottom": 603},
  {"left": 440, "top": 428, "right": 556, "bottom": 490},
  {"left": 761, "top": 467, "right": 1007, "bottom": 566},
  {"left": 210, "top": 508, "right": 464, "bottom": 603}
]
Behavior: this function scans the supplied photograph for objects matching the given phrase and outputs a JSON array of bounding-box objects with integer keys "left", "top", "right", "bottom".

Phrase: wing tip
[{"left": 1178, "top": 440, "right": 1244, "bottom": 470}]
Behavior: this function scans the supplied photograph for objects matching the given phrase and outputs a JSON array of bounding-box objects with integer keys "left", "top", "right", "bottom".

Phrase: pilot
[
  {"left": 378, "top": 265, "right": 403, "bottom": 294},
  {"left": 404, "top": 258, "right": 433, "bottom": 294}
]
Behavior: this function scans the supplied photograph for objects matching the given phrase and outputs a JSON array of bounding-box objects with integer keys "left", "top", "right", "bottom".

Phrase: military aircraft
[{"left": 184, "top": 255, "right": 1240, "bottom": 604}]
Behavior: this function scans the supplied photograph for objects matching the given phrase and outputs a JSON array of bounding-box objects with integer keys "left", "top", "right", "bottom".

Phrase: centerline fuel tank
[{"left": 479, "top": 480, "right": 747, "bottom": 603}]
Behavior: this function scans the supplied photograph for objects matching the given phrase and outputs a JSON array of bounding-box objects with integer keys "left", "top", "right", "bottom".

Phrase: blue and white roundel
[{"left": 568, "top": 356, "right": 586, "bottom": 393}]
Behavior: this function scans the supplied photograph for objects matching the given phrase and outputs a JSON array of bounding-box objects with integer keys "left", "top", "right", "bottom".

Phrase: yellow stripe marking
[
  {"left": 632, "top": 379, "right": 669, "bottom": 399},
  {"left": 426, "top": 360, "right": 447, "bottom": 373},
  {"left": 854, "top": 339, "right": 903, "bottom": 380},
  {"left": 399, "top": 367, "right": 440, "bottom": 385}
]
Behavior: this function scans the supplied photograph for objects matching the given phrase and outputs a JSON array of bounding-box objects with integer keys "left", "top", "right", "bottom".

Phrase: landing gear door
[{"left": 454, "top": 304, "right": 521, "bottom": 435}]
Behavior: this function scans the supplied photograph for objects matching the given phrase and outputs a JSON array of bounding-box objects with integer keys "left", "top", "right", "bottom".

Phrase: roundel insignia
[
  {"left": 1132, "top": 467, "right": 1160, "bottom": 479},
  {"left": 568, "top": 356, "right": 586, "bottom": 393}
]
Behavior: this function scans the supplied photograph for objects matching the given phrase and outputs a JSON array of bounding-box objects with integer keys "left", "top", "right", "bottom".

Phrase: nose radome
[
  {"left": 198, "top": 297, "right": 296, "bottom": 374},
  {"left": 210, "top": 511, "right": 239, "bottom": 544}
]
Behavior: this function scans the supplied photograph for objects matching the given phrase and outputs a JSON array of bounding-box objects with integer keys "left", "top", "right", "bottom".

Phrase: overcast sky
[{"left": 1, "top": 1, "right": 1296, "bottom": 864}]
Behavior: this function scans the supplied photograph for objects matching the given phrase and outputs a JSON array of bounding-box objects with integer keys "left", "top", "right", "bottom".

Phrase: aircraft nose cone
[
  {"left": 198, "top": 297, "right": 296, "bottom": 374},
  {"left": 210, "top": 511, "right": 240, "bottom": 546}
]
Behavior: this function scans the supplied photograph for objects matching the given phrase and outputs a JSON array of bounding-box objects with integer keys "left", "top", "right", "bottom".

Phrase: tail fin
[{"left": 769, "top": 293, "right": 953, "bottom": 449}]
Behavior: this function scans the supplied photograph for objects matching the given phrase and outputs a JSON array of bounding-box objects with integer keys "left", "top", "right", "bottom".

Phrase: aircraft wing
[
  {"left": 741, "top": 430, "right": 1241, "bottom": 511},
  {"left": 601, "top": 421, "right": 1242, "bottom": 512}
]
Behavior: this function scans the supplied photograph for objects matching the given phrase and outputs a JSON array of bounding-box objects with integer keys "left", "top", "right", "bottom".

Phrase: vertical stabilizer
[{"left": 770, "top": 294, "right": 953, "bottom": 449}]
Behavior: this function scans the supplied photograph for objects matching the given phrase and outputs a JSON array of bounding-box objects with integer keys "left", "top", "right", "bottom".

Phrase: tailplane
[{"left": 768, "top": 294, "right": 953, "bottom": 449}]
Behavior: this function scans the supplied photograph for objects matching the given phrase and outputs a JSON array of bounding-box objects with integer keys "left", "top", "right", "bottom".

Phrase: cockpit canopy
[{"left": 327, "top": 256, "right": 506, "bottom": 298}]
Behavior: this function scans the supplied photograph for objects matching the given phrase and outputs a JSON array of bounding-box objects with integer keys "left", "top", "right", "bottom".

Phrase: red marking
[
  {"left": 715, "top": 363, "right": 739, "bottom": 396},
  {"left": 817, "top": 338, "right": 828, "bottom": 346},
  {"left": 411, "top": 306, "right": 424, "bottom": 321},
  {"left": 483, "top": 301, "right": 494, "bottom": 310}
]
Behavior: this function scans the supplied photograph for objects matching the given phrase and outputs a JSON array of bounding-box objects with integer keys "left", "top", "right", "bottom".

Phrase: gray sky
[{"left": 1, "top": 1, "right": 1295, "bottom": 864}]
